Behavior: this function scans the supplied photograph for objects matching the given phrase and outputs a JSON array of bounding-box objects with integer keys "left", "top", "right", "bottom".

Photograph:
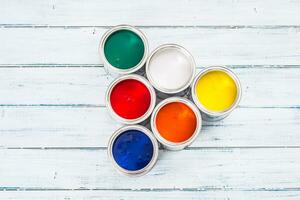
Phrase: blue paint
[{"left": 112, "top": 130, "right": 154, "bottom": 171}]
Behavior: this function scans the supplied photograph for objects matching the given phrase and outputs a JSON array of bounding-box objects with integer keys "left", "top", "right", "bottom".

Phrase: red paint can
[{"left": 106, "top": 74, "right": 156, "bottom": 124}]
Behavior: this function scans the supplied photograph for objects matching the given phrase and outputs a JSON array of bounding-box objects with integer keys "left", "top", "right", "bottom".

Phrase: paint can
[
  {"left": 108, "top": 125, "right": 159, "bottom": 176},
  {"left": 146, "top": 44, "right": 195, "bottom": 98},
  {"left": 151, "top": 97, "right": 202, "bottom": 150},
  {"left": 191, "top": 66, "right": 242, "bottom": 121},
  {"left": 99, "top": 24, "right": 149, "bottom": 74},
  {"left": 106, "top": 74, "right": 156, "bottom": 124}
]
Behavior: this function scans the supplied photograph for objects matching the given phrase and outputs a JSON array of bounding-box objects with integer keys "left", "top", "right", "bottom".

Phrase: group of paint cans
[{"left": 100, "top": 25, "right": 242, "bottom": 176}]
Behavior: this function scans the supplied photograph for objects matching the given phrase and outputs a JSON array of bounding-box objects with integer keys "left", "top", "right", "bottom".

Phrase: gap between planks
[
  {"left": 0, "top": 105, "right": 300, "bottom": 108},
  {"left": 0, "top": 64, "right": 299, "bottom": 68},
  {"left": 2, "top": 146, "right": 300, "bottom": 150},
  {"left": 1, "top": 25, "right": 300, "bottom": 29},
  {"left": 1, "top": 187, "right": 300, "bottom": 192}
]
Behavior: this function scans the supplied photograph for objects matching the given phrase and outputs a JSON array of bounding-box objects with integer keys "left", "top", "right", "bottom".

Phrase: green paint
[{"left": 104, "top": 30, "right": 145, "bottom": 70}]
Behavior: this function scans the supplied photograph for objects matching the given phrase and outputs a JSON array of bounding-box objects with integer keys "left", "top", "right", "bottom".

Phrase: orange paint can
[{"left": 151, "top": 97, "right": 202, "bottom": 150}]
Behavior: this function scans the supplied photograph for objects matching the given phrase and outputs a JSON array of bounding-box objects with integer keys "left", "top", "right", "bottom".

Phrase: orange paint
[{"left": 155, "top": 102, "right": 197, "bottom": 143}]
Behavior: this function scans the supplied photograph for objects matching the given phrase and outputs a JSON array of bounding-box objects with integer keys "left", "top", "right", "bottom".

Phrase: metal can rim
[
  {"left": 151, "top": 97, "right": 202, "bottom": 150},
  {"left": 146, "top": 44, "right": 196, "bottom": 94},
  {"left": 99, "top": 24, "right": 149, "bottom": 74},
  {"left": 191, "top": 66, "right": 242, "bottom": 117},
  {"left": 107, "top": 125, "right": 159, "bottom": 176},
  {"left": 106, "top": 74, "right": 156, "bottom": 124}
]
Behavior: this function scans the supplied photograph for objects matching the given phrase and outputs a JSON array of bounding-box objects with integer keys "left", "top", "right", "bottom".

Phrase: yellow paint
[{"left": 195, "top": 70, "right": 237, "bottom": 112}]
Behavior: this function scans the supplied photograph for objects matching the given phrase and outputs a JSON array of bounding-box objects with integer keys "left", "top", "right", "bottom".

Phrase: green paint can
[{"left": 99, "top": 25, "right": 149, "bottom": 74}]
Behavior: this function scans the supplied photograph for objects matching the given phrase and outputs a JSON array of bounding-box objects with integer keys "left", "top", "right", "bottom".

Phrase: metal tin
[
  {"left": 107, "top": 125, "right": 159, "bottom": 176},
  {"left": 151, "top": 97, "right": 202, "bottom": 150},
  {"left": 106, "top": 74, "right": 156, "bottom": 124},
  {"left": 191, "top": 66, "right": 242, "bottom": 121},
  {"left": 146, "top": 44, "right": 196, "bottom": 95},
  {"left": 99, "top": 24, "right": 149, "bottom": 74}
]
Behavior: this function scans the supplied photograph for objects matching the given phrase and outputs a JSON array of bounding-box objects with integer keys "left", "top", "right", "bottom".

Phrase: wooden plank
[
  {"left": 0, "top": 67, "right": 299, "bottom": 107},
  {"left": 0, "top": 148, "right": 299, "bottom": 189},
  {"left": 0, "top": 107, "right": 299, "bottom": 148},
  {"left": 1, "top": 190, "right": 300, "bottom": 200},
  {"left": 0, "top": 67, "right": 112, "bottom": 105},
  {"left": 1, "top": 0, "right": 300, "bottom": 26},
  {"left": 1, "top": 27, "right": 300, "bottom": 65}
]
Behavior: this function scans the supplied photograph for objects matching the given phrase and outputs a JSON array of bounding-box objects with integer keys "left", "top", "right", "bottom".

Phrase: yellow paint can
[{"left": 192, "top": 66, "right": 241, "bottom": 121}]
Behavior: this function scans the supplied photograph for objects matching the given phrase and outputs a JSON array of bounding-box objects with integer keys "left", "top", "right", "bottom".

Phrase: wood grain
[
  {"left": 0, "top": 67, "right": 299, "bottom": 107},
  {"left": 0, "top": 107, "right": 299, "bottom": 148},
  {"left": 1, "top": 27, "right": 300, "bottom": 65},
  {"left": 0, "top": 148, "right": 299, "bottom": 190},
  {"left": 1, "top": 0, "right": 300, "bottom": 26}
]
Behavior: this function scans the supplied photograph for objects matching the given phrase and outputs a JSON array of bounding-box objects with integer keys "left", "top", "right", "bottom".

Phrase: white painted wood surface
[
  {"left": 1, "top": 1, "right": 300, "bottom": 199},
  {"left": 2, "top": 191, "right": 300, "bottom": 200},
  {"left": 1, "top": 0, "right": 300, "bottom": 26},
  {"left": 1, "top": 27, "right": 300, "bottom": 65},
  {"left": 1, "top": 107, "right": 299, "bottom": 148},
  {"left": 1, "top": 148, "right": 300, "bottom": 189},
  {"left": 0, "top": 68, "right": 299, "bottom": 106}
]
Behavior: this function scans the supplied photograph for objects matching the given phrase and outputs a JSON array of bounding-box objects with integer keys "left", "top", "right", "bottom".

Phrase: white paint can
[{"left": 146, "top": 44, "right": 196, "bottom": 95}]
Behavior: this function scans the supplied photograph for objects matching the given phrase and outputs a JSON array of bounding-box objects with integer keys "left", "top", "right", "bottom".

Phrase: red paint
[{"left": 110, "top": 79, "right": 151, "bottom": 119}]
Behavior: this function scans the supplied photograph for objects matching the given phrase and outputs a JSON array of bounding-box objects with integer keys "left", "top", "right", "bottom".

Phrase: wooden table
[{"left": 1, "top": 1, "right": 300, "bottom": 199}]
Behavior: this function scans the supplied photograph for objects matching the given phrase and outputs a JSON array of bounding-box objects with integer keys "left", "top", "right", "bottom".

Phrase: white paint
[{"left": 146, "top": 45, "right": 195, "bottom": 93}]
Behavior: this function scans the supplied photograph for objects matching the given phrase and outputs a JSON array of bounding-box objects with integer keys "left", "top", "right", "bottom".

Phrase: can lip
[
  {"left": 146, "top": 44, "right": 196, "bottom": 94},
  {"left": 106, "top": 74, "right": 156, "bottom": 124},
  {"left": 151, "top": 97, "right": 202, "bottom": 150},
  {"left": 107, "top": 125, "right": 159, "bottom": 176},
  {"left": 99, "top": 24, "right": 149, "bottom": 74},
  {"left": 191, "top": 66, "right": 242, "bottom": 117}
]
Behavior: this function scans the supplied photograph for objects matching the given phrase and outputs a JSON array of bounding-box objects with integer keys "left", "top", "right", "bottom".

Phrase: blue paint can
[{"left": 108, "top": 125, "right": 159, "bottom": 176}]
